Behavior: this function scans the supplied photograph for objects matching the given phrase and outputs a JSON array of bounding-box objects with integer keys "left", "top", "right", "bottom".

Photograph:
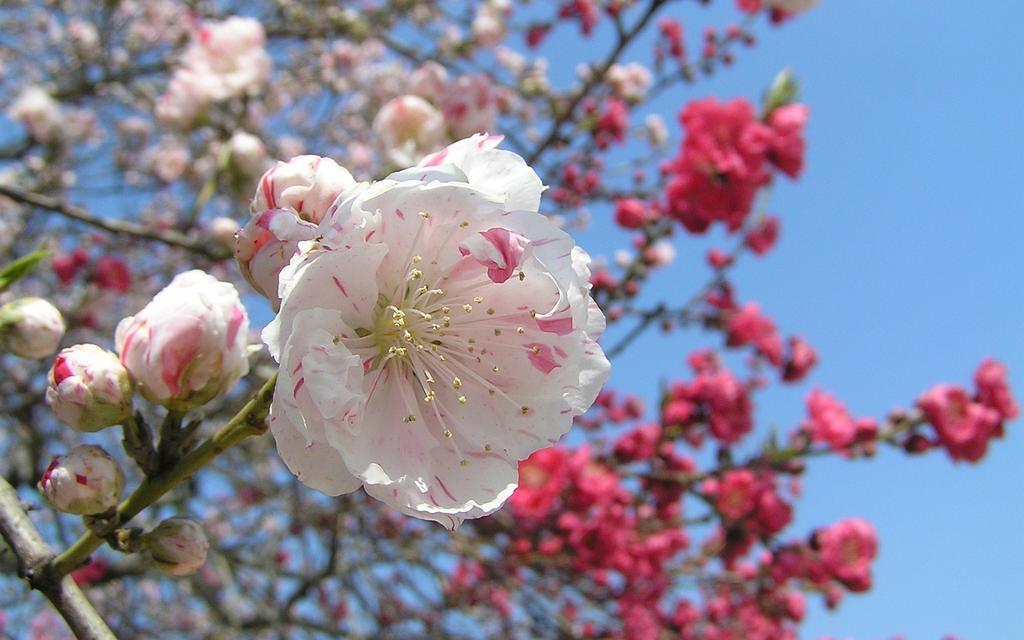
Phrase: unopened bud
[
  {"left": 38, "top": 445, "right": 124, "bottom": 515},
  {"left": 0, "top": 297, "right": 65, "bottom": 359},
  {"left": 146, "top": 517, "right": 209, "bottom": 576},
  {"left": 210, "top": 217, "right": 240, "bottom": 249},
  {"left": 46, "top": 344, "right": 133, "bottom": 432},
  {"left": 115, "top": 271, "right": 249, "bottom": 411}
]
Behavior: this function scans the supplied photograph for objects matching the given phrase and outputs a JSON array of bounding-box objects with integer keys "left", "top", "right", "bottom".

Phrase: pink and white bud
[
  {"left": 472, "top": 1, "right": 508, "bottom": 48},
  {"left": 235, "top": 209, "right": 317, "bottom": 310},
  {"left": 67, "top": 20, "right": 101, "bottom": 59},
  {"left": 251, "top": 155, "right": 356, "bottom": 224},
  {"left": 644, "top": 114, "right": 669, "bottom": 147},
  {"left": 210, "top": 216, "right": 240, "bottom": 248},
  {"left": 7, "top": 87, "right": 63, "bottom": 144},
  {"left": 441, "top": 75, "right": 499, "bottom": 139},
  {"left": 228, "top": 131, "right": 267, "bottom": 177},
  {"left": 0, "top": 297, "right": 65, "bottom": 359},
  {"left": 115, "top": 271, "right": 249, "bottom": 411},
  {"left": 606, "top": 63, "right": 652, "bottom": 102},
  {"left": 145, "top": 517, "right": 209, "bottom": 576},
  {"left": 373, "top": 95, "right": 447, "bottom": 166},
  {"left": 38, "top": 445, "right": 124, "bottom": 515},
  {"left": 46, "top": 344, "right": 133, "bottom": 432},
  {"left": 409, "top": 62, "right": 449, "bottom": 101}
]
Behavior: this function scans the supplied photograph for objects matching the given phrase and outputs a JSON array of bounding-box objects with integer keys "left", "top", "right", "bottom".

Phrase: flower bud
[
  {"left": 46, "top": 344, "right": 133, "bottom": 432},
  {"left": 251, "top": 155, "right": 356, "bottom": 224},
  {"left": 234, "top": 209, "right": 317, "bottom": 311},
  {"left": 115, "top": 271, "right": 249, "bottom": 411},
  {"left": 373, "top": 95, "right": 446, "bottom": 166},
  {"left": 0, "top": 297, "right": 65, "bottom": 359},
  {"left": 228, "top": 131, "right": 267, "bottom": 177},
  {"left": 210, "top": 216, "right": 240, "bottom": 248},
  {"left": 7, "top": 87, "right": 63, "bottom": 144},
  {"left": 146, "top": 517, "right": 209, "bottom": 576},
  {"left": 38, "top": 445, "right": 124, "bottom": 515}
]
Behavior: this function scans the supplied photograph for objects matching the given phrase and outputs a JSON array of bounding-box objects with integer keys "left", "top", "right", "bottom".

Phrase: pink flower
[
  {"left": 409, "top": 62, "right": 449, "bottom": 101},
  {"left": 90, "top": 256, "right": 132, "bottom": 292},
  {"left": 918, "top": 384, "right": 1002, "bottom": 462},
  {"left": 510, "top": 447, "right": 570, "bottom": 521},
  {"left": 38, "top": 445, "right": 124, "bottom": 515},
  {"left": 782, "top": 336, "right": 817, "bottom": 382},
  {"left": 613, "top": 424, "right": 661, "bottom": 462},
  {"left": 46, "top": 344, "right": 133, "bottom": 432},
  {"left": 156, "top": 16, "right": 271, "bottom": 128},
  {"left": 802, "top": 389, "right": 858, "bottom": 451},
  {"left": 744, "top": 215, "right": 781, "bottom": 255},
  {"left": 665, "top": 98, "right": 772, "bottom": 234},
  {"left": 767, "top": 104, "right": 809, "bottom": 178},
  {"left": 373, "top": 95, "right": 447, "bottom": 166},
  {"left": 707, "top": 469, "right": 758, "bottom": 521},
  {"left": 973, "top": 358, "right": 1018, "bottom": 420},
  {"left": 264, "top": 135, "right": 609, "bottom": 527},
  {"left": 693, "top": 367, "right": 754, "bottom": 444},
  {"left": 614, "top": 198, "right": 651, "bottom": 229},
  {"left": 726, "top": 303, "right": 783, "bottom": 366},
  {"left": 441, "top": 75, "right": 499, "bottom": 139},
  {"left": 115, "top": 270, "right": 249, "bottom": 411},
  {"left": 816, "top": 518, "right": 877, "bottom": 592},
  {"left": 593, "top": 97, "right": 630, "bottom": 148}
]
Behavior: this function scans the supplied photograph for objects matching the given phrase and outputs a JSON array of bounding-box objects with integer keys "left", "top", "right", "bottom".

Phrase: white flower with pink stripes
[{"left": 263, "top": 134, "right": 610, "bottom": 528}]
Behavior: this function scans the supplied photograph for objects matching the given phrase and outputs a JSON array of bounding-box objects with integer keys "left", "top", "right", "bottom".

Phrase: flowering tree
[{"left": 0, "top": 1, "right": 1016, "bottom": 638}]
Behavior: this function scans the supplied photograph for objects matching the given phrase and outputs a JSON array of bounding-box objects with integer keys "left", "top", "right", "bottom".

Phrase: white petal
[{"left": 269, "top": 408, "right": 362, "bottom": 496}]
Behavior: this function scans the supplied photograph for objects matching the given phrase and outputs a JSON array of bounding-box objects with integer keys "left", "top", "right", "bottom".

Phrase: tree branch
[
  {"left": 0, "top": 184, "right": 230, "bottom": 261},
  {"left": 0, "top": 478, "right": 116, "bottom": 640}
]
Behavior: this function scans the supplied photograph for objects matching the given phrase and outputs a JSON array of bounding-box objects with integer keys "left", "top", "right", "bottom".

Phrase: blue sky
[{"left": 555, "top": 1, "right": 1022, "bottom": 637}]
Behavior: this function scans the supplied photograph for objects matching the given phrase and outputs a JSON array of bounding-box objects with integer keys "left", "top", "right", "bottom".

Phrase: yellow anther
[
  {"left": 521, "top": 406, "right": 531, "bottom": 416},
  {"left": 484, "top": 444, "right": 493, "bottom": 452},
  {"left": 418, "top": 211, "right": 430, "bottom": 219},
  {"left": 462, "top": 304, "right": 473, "bottom": 313},
  {"left": 458, "top": 395, "right": 467, "bottom": 404},
  {"left": 409, "top": 269, "right": 423, "bottom": 280},
  {"left": 452, "top": 377, "right": 463, "bottom": 389},
  {"left": 494, "top": 329, "right": 502, "bottom": 336},
  {"left": 404, "top": 415, "right": 417, "bottom": 423},
  {"left": 412, "top": 255, "right": 422, "bottom": 264},
  {"left": 443, "top": 429, "right": 453, "bottom": 439},
  {"left": 459, "top": 221, "right": 470, "bottom": 228},
  {"left": 487, "top": 307, "right": 495, "bottom": 315},
  {"left": 473, "top": 296, "right": 484, "bottom": 304},
  {"left": 516, "top": 327, "right": 525, "bottom": 335},
  {"left": 460, "top": 459, "right": 469, "bottom": 467}
]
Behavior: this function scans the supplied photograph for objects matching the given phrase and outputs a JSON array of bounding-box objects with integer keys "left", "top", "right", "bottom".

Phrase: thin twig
[{"left": 0, "top": 184, "right": 230, "bottom": 260}]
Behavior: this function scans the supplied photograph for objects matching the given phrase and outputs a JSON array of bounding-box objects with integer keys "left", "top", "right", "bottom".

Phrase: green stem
[{"left": 49, "top": 373, "right": 278, "bottom": 578}]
